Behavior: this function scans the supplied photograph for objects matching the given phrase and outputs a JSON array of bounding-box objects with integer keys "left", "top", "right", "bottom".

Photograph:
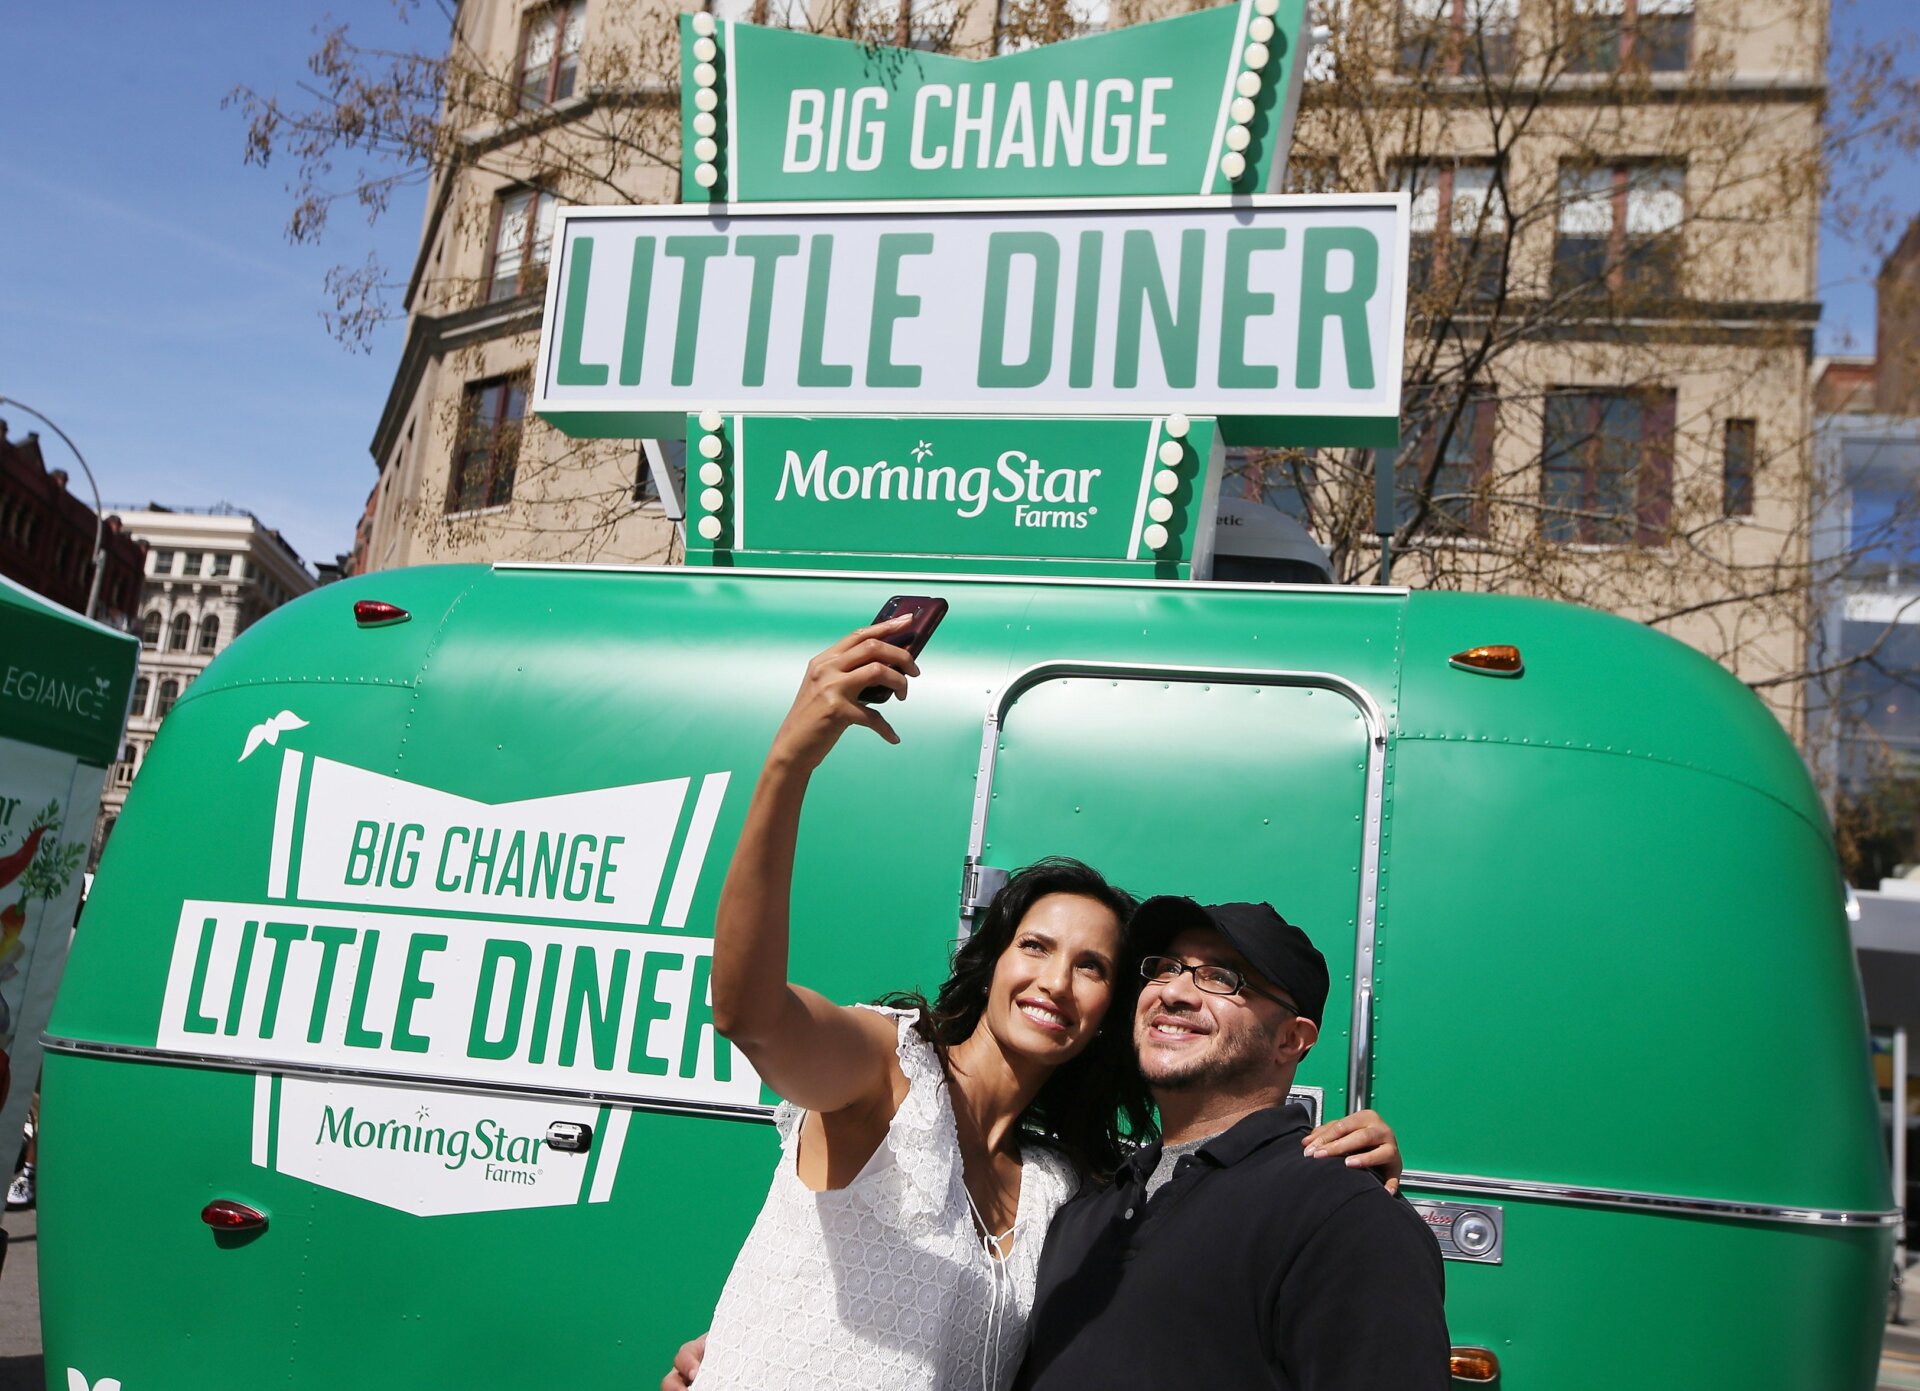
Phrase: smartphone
[{"left": 862, "top": 595, "right": 948, "bottom": 704}]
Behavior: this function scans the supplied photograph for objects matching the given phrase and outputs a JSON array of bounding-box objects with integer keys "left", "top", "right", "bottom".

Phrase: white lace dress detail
[{"left": 692, "top": 1006, "right": 1079, "bottom": 1391}]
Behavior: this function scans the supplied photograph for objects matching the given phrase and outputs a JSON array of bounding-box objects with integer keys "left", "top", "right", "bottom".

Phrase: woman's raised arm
[{"left": 709, "top": 616, "right": 920, "bottom": 1115}]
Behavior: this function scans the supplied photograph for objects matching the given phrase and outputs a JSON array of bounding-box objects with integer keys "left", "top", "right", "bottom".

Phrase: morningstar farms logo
[
  {"left": 157, "top": 750, "right": 758, "bottom": 1111},
  {"left": 776, "top": 444, "right": 1105, "bottom": 528},
  {"left": 266, "top": 1078, "right": 621, "bottom": 1217}
]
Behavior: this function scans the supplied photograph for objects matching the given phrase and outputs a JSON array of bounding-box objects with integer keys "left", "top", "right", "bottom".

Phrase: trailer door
[{"left": 967, "top": 665, "right": 1384, "bottom": 1116}]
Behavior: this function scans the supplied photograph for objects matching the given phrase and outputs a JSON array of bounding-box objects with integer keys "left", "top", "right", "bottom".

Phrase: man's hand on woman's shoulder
[{"left": 661, "top": 1332, "right": 706, "bottom": 1391}]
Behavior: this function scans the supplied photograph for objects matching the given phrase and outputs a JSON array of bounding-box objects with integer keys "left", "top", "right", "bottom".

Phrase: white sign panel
[{"left": 533, "top": 195, "right": 1408, "bottom": 433}]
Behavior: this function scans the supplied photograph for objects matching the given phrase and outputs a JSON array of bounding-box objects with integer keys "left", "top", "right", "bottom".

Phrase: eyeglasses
[{"left": 1139, "top": 956, "right": 1298, "bottom": 1012}]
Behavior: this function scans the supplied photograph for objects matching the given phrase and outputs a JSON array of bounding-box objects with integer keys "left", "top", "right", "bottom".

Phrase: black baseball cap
[{"left": 1131, "top": 897, "right": 1330, "bottom": 1024}]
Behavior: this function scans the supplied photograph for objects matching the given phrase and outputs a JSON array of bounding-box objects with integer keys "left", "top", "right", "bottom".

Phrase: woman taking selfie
[{"left": 681, "top": 615, "right": 1398, "bottom": 1391}]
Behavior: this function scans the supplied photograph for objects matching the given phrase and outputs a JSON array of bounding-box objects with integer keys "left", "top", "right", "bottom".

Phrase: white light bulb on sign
[
  {"left": 1245, "top": 42, "right": 1270, "bottom": 69},
  {"left": 1157, "top": 440, "right": 1184, "bottom": 466},
  {"left": 699, "top": 461, "right": 723, "bottom": 486},
  {"left": 693, "top": 111, "right": 717, "bottom": 138},
  {"left": 695, "top": 137, "right": 718, "bottom": 162},
  {"left": 1220, "top": 151, "right": 1247, "bottom": 181},
  {"left": 1254, "top": 0, "right": 1279, "bottom": 15},
  {"left": 1250, "top": 16, "right": 1275, "bottom": 42},
  {"left": 698, "top": 408, "right": 724, "bottom": 432},
  {"left": 1230, "top": 96, "right": 1256, "bottom": 124},
  {"left": 1154, "top": 470, "right": 1180, "bottom": 496},
  {"left": 700, "top": 487, "right": 725, "bottom": 512},
  {"left": 698, "top": 432, "right": 725, "bottom": 459},
  {"left": 1236, "top": 70, "right": 1263, "bottom": 98},
  {"left": 694, "top": 62, "right": 717, "bottom": 88},
  {"left": 1148, "top": 496, "right": 1175, "bottom": 524},
  {"left": 693, "top": 36, "right": 718, "bottom": 61},
  {"left": 694, "top": 161, "right": 719, "bottom": 188},
  {"left": 1226, "top": 124, "right": 1251, "bottom": 152},
  {"left": 692, "top": 11, "right": 716, "bottom": 36},
  {"left": 695, "top": 87, "right": 718, "bottom": 112},
  {"left": 1166, "top": 413, "right": 1190, "bottom": 438},
  {"left": 1143, "top": 523, "right": 1170, "bottom": 550},
  {"left": 697, "top": 515, "right": 723, "bottom": 541}
]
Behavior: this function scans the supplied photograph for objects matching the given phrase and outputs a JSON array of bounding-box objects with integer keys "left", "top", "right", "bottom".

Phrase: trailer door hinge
[{"left": 961, "top": 859, "right": 1010, "bottom": 918}]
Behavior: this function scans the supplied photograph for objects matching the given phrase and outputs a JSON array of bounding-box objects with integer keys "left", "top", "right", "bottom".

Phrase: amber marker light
[
  {"left": 1448, "top": 644, "right": 1523, "bottom": 677},
  {"left": 201, "top": 1199, "right": 268, "bottom": 1231},
  {"left": 353, "top": 599, "right": 410, "bottom": 628},
  {"left": 1449, "top": 1346, "right": 1500, "bottom": 1382}
]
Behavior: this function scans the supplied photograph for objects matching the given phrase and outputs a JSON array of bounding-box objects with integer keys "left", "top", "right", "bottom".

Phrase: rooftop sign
[
  {"left": 534, "top": 196, "right": 1409, "bottom": 447},
  {"left": 679, "top": 413, "right": 1224, "bottom": 576},
  {"left": 678, "top": 0, "right": 1309, "bottom": 203}
]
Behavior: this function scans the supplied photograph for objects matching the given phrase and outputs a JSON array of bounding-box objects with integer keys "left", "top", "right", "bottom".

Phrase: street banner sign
[
  {"left": 0, "top": 576, "right": 137, "bottom": 1157},
  {"left": 534, "top": 196, "right": 1408, "bottom": 447},
  {"left": 677, "top": 0, "right": 1309, "bottom": 203},
  {"left": 680, "top": 413, "right": 1224, "bottom": 576}
]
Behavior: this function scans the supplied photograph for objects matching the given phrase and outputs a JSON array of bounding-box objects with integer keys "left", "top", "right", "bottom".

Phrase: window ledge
[{"left": 443, "top": 503, "right": 514, "bottom": 522}]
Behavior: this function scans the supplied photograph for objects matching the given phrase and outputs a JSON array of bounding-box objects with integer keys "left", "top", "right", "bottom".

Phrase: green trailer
[{"left": 41, "top": 559, "right": 1895, "bottom": 1389}]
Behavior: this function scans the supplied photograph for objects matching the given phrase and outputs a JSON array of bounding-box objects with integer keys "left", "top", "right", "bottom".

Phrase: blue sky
[{"left": 1, "top": 1, "right": 1916, "bottom": 570}]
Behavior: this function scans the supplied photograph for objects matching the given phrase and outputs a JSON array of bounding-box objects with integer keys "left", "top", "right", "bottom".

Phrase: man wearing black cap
[{"left": 1008, "top": 897, "right": 1450, "bottom": 1391}]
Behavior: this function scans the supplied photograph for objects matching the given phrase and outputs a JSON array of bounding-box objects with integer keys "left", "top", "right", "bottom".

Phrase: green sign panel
[
  {"left": 678, "top": 0, "right": 1308, "bottom": 204},
  {"left": 534, "top": 198, "right": 1408, "bottom": 447},
  {"left": 0, "top": 575, "right": 138, "bottom": 768},
  {"left": 681, "top": 413, "right": 1223, "bottom": 577}
]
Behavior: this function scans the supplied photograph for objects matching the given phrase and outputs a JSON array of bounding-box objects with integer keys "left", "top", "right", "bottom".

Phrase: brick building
[{"left": 0, "top": 422, "right": 146, "bottom": 629}]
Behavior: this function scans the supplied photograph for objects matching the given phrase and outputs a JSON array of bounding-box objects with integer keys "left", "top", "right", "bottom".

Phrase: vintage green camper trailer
[
  {"left": 41, "top": 5, "right": 1893, "bottom": 1382},
  {"left": 40, "top": 557, "right": 1895, "bottom": 1389}
]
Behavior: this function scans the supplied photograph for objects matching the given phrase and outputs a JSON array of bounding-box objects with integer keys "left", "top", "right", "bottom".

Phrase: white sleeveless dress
[{"left": 691, "top": 1006, "right": 1080, "bottom": 1391}]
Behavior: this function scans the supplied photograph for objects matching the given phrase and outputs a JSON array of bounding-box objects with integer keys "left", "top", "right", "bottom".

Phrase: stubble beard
[{"left": 1135, "top": 1012, "right": 1272, "bottom": 1092}]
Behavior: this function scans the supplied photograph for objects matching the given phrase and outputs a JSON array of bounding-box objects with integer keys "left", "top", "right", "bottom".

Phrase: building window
[
  {"left": 1397, "top": 0, "right": 1516, "bottom": 76},
  {"left": 140, "top": 610, "right": 163, "bottom": 648},
  {"left": 448, "top": 377, "right": 528, "bottom": 514},
  {"left": 168, "top": 613, "right": 192, "bottom": 651},
  {"left": 1723, "top": 419, "right": 1756, "bottom": 517},
  {"left": 199, "top": 615, "right": 221, "bottom": 653},
  {"left": 637, "top": 439, "right": 688, "bottom": 508},
  {"left": 133, "top": 677, "right": 150, "bottom": 717},
  {"left": 209, "top": 554, "right": 231, "bottom": 577},
  {"left": 1567, "top": 0, "right": 1692, "bottom": 74},
  {"left": 518, "top": 1, "right": 586, "bottom": 109},
  {"left": 1540, "top": 389, "right": 1675, "bottom": 545},
  {"left": 1401, "top": 161, "right": 1508, "bottom": 301},
  {"left": 156, "top": 679, "right": 180, "bottom": 719},
  {"left": 183, "top": 552, "right": 204, "bottom": 577},
  {"left": 1392, "top": 396, "right": 1497, "bottom": 535},
  {"left": 1554, "top": 163, "right": 1684, "bottom": 300},
  {"left": 151, "top": 550, "right": 174, "bottom": 576},
  {"left": 486, "top": 187, "right": 559, "bottom": 303}
]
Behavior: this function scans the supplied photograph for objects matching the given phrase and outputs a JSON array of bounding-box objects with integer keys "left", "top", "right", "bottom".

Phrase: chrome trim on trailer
[
  {"left": 962, "top": 661, "right": 1390, "bottom": 1113},
  {"left": 1401, "top": 1168, "right": 1904, "bottom": 1229},
  {"left": 40, "top": 1035, "right": 778, "bottom": 1126}
]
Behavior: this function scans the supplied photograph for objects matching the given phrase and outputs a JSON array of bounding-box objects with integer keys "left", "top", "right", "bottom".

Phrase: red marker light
[
  {"left": 1448, "top": 644, "right": 1523, "bottom": 677},
  {"left": 1448, "top": 1347, "right": 1500, "bottom": 1382},
  {"left": 353, "top": 600, "right": 410, "bottom": 628},
  {"left": 201, "top": 1199, "right": 268, "bottom": 1231}
]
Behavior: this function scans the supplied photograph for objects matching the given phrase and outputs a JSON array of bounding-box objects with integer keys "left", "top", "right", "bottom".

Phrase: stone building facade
[{"left": 93, "top": 506, "right": 316, "bottom": 861}]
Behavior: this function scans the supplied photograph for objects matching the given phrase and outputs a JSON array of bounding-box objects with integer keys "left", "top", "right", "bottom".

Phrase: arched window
[
  {"left": 133, "top": 676, "right": 149, "bottom": 716},
  {"left": 141, "top": 611, "right": 163, "bottom": 648},
  {"left": 198, "top": 615, "right": 221, "bottom": 652},
  {"left": 156, "top": 679, "right": 180, "bottom": 718},
  {"left": 168, "top": 613, "right": 191, "bottom": 650}
]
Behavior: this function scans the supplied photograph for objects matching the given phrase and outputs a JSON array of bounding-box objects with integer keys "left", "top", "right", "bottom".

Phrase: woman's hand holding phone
[{"left": 768, "top": 615, "right": 921, "bottom": 771}]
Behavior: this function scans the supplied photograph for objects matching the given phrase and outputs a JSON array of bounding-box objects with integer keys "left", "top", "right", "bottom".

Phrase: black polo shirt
[{"left": 1011, "top": 1102, "right": 1449, "bottom": 1391}]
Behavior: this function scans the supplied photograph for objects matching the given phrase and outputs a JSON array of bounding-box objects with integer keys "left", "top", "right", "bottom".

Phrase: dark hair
[{"left": 881, "top": 856, "right": 1158, "bottom": 1180}]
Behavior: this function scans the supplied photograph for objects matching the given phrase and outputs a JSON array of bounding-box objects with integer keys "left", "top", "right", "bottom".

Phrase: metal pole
[
  {"left": 0, "top": 396, "right": 107, "bottom": 619},
  {"left": 1898, "top": 1025, "right": 1910, "bottom": 1305}
]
